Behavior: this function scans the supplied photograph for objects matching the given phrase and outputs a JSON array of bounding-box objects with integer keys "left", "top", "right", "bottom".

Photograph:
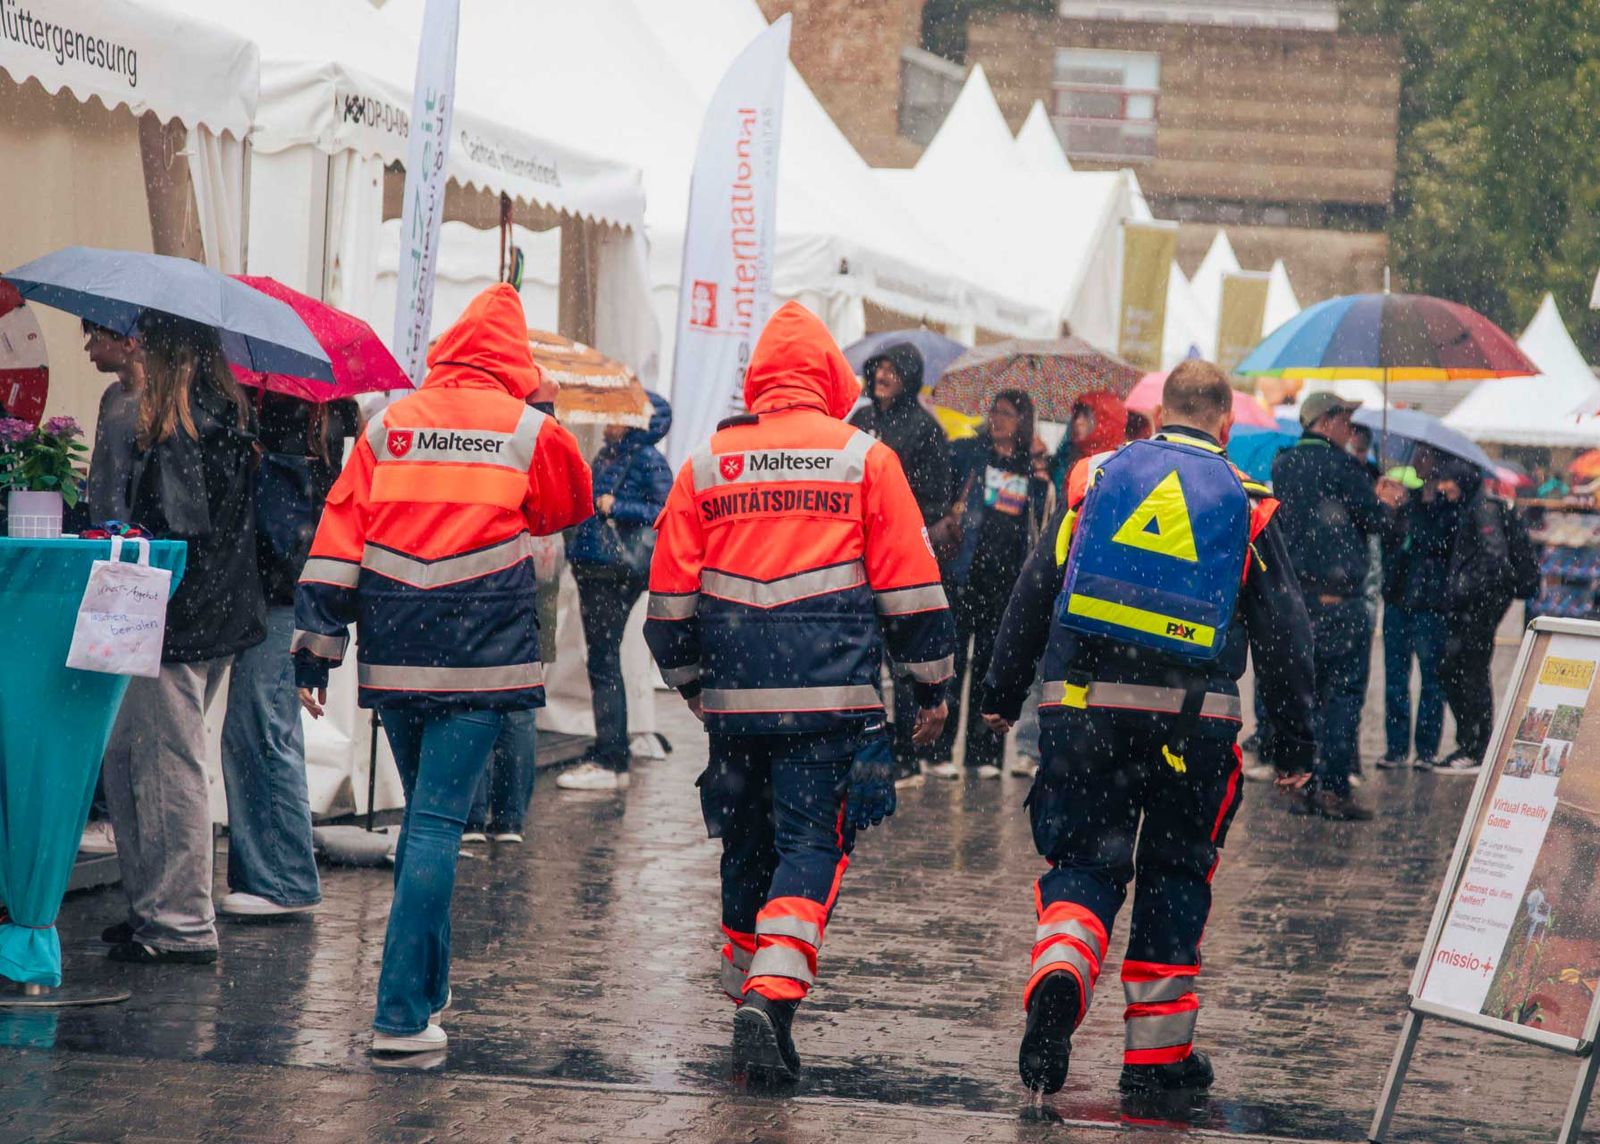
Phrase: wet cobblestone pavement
[{"left": 5, "top": 632, "right": 1595, "bottom": 1142}]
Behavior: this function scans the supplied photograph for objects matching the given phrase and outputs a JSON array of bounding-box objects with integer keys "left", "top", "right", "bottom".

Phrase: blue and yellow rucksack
[{"left": 1055, "top": 435, "right": 1252, "bottom": 663}]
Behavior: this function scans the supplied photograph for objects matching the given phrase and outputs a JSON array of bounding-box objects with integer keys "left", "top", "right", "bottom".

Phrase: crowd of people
[{"left": 53, "top": 282, "right": 1537, "bottom": 1087}]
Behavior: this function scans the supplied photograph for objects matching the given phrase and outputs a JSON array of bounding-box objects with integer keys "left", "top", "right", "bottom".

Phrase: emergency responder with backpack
[
  {"left": 646, "top": 302, "right": 956, "bottom": 1083},
  {"left": 980, "top": 361, "right": 1317, "bottom": 1096}
]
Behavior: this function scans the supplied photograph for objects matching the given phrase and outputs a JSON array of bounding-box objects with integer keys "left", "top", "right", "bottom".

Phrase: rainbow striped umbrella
[{"left": 930, "top": 337, "right": 1141, "bottom": 423}]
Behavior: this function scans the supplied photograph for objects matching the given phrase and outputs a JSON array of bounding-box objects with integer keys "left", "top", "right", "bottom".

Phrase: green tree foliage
[{"left": 1352, "top": 1, "right": 1600, "bottom": 354}]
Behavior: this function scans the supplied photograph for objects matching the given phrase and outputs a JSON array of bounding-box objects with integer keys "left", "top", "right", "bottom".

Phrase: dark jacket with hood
[
  {"left": 568, "top": 391, "right": 674, "bottom": 570},
  {"left": 1270, "top": 430, "right": 1386, "bottom": 598},
  {"left": 128, "top": 381, "right": 267, "bottom": 663},
  {"left": 848, "top": 342, "right": 952, "bottom": 527},
  {"left": 1442, "top": 463, "right": 1512, "bottom": 615}
]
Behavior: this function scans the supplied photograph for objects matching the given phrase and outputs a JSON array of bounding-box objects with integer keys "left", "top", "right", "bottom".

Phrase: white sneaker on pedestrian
[
  {"left": 974, "top": 765, "right": 1002, "bottom": 780},
  {"left": 925, "top": 761, "right": 961, "bottom": 780},
  {"left": 218, "top": 892, "right": 318, "bottom": 918},
  {"left": 894, "top": 762, "right": 926, "bottom": 790},
  {"left": 1010, "top": 757, "right": 1039, "bottom": 778},
  {"left": 1439, "top": 754, "right": 1483, "bottom": 776},
  {"left": 556, "top": 763, "right": 630, "bottom": 791},
  {"left": 431, "top": 988, "right": 451, "bottom": 1025},
  {"left": 460, "top": 831, "right": 488, "bottom": 844},
  {"left": 1243, "top": 762, "right": 1278, "bottom": 783},
  {"left": 373, "top": 1024, "right": 447, "bottom": 1054},
  {"left": 79, "top": 821, "right": 117, "bottom": 855},
  {"left": 1348, "top": 772, "right": 1366, "bottom": 790},
  {"left": 491, "top": 832, "right": 524, "bottom": 844}
]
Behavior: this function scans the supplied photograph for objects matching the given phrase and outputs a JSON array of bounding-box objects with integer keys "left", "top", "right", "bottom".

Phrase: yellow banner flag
[
  {"left": 1216, "top": 271, "right": 1271, "bottom": 374},
  {"left": 1118, "top": 222, "right": 1178, "bottom": 371}
]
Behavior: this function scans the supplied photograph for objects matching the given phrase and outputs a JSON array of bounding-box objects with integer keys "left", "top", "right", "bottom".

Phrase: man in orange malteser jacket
[
  {"left": 645, "top": 302, "right": 956, "bottom": 1082},
  {"left": 292, "top": 283, "right": 591, "bottom": 1055}
]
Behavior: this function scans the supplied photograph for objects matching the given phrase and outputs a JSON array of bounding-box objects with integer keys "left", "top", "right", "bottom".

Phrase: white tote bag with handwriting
[{"left": 65, "top": 536, "right": 172, "bottom": 678}]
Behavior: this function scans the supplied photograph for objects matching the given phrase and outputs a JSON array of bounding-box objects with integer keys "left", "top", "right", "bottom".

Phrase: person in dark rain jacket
[{"left": 560, "top": 391, "right": 675, "bottom": 791}]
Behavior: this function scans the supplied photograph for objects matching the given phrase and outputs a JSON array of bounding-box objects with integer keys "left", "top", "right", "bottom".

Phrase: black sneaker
[
  {"left": 101, "top": 921, "right": 134, "bottom": 945},
  {"left": 1120, "top": 1048, "right": 1214, "bottom": 1094},
  {"left": 106, "top": 941, "right": 217, "bottom": 965},
  {"left": 732, "top": 992, "right": 801, "bottom": 1083},
  {"left": 1019, "top": 970, "right": 1080, "bottom": 1094}
]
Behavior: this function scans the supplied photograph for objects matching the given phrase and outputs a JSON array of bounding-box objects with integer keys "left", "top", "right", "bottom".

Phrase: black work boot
[
  {"left": 1019, "top": 970, "right": 1080, "bottom": 1094},
  {"left": 1119, "top": 1047, "right": 1215, "bottom": 1094},
  {"left": 732, "top": 992, "right": 801, "bottom": 1083}
]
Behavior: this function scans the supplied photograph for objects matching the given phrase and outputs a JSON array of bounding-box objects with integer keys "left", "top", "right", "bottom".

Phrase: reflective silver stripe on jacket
[
  {"left": 690, "top": 430, "right": 875, "bottom": 491},
  {"left": 1040, "top": 680, "right": 1243, "bottom": 721},
  {"left": 299, "top": 557, "right": 361, "bottom": 588},
  {"left": 700, "top": 684, "right": 881, "bottom": 713},
  {"left": 290, "top": 630, "right": 347, "bottom": 659},
  {"left": 366, "top": 404, "right": 545, "bottom": 471},
  {"left": 1123, "top": 975, "right": 1196, "bottom": 1005},
  {"left": 1036, "top": 918, "right": 1105, "bottom": 960},
  {"left": 358, "top": 662, "right": 545, "bottom": 691},
  {"left": 360, "top": 534, "right": 533, "bottom": 589},
  {"left": 874, "top": 583, "right": 949, "bottom": 616},
  {"left": 1124, "top": 1008, "right": 1197, "bottom": 1051},
  {"left": 898, "top": 655, "right": 955, "bottom": 683},
  {"left": 756, "top": 915, "right": 822, "bottom": 948},
  {"left": 660, "top": 663, "right": 702, "bottom": 687},
  {"left": 746, "top": 943, "right": 815, "bottom": 985},
  {"left": 702, "top": 561, "right": 867, "bottom": 608},
  {"left": 647, "top": 592, "right": 699, "bottom": 620},
  {"left": 1032, "top": 943, "right": 1096, "bottom": 1009}
]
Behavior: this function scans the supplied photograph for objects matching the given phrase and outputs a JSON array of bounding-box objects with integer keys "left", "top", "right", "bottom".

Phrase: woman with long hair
[
  {"left": 928, "top": 389, "right": 1054, "bottom": 780},
  {"left": 99, "top": 313, "right": 267, "bottom": 964}
]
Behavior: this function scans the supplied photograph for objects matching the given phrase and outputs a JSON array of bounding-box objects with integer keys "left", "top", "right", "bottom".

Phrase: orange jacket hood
[
  {"left": 424, "top": 283, "right": 544, "bottom": 399},
  {"left": 742, "top": 301, "right": 861, "bottom": 419}
]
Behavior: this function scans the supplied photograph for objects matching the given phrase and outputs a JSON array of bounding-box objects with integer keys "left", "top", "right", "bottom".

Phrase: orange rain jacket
[
  {"left": 292, "top": 284, "right": 592, "bottom": 710},
  {"left": 644, "top": 302, "right": 957, "bottom": 735}
]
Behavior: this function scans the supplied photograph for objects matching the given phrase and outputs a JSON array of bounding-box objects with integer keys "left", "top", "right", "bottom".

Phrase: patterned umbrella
[
  {"left": 930, "top": 337, "right": 1141, "bottom": 423},
  {"left": 525, "top": 330, "right": 651, "bottom": 428}
]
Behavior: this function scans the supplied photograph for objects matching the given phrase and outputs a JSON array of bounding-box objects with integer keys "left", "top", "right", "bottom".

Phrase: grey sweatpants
[{"left": 102, "top": 657, "right": 230, "bottom": 951}]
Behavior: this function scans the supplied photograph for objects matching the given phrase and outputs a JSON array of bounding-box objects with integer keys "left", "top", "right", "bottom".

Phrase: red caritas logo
[
  {"left": 387, "top": 430, "right": 414, "bottom": 458},
  {"left": 690, "top": 281, "right": 718, "bottom": 329},
  {"left": 719, "top": 454, "right": 745, "bottom": 481}
]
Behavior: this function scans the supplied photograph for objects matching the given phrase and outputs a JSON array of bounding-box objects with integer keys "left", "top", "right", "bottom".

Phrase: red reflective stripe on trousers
[
  {"left": 1123, "top": 996, "right": 1200, "bottom": 1022},
  {"left": 745, "top": 975, "right": 807, "bottom": 1002},
  {"left": 1211, "top": 747, "right": 1243, "bottom": 844},
  {"left": 1124, "top": 1044, "right": 1194, "bottom": 1066},
  {"left": 1120, "top": 959, "right": 1198, "bottom": 983}
]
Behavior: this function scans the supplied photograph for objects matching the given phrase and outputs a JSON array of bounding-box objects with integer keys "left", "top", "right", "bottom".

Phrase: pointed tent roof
[
  {"left": 1014, "top": 101, "right": 1071, "bottom": 172},
  {"left": 916, "top": 64, "right": 1021, "bottom": 175},
  {"left": 1189, "top": 230, "right": 1239, "bottom": 327},
  {"left": 1162, "top": 262, "right": 1210, "bottom": 368},
  {"left": 1262, "top": 259, "right": 1301, "bottom": 338},
  {"left": 1444, "top": 293, "right": 1600, "bottom": 447}
]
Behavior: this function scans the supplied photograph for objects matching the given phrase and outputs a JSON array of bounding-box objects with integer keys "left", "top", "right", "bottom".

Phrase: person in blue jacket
[{"left": 559, "top": 392, "right": 674, "bottom": 791}]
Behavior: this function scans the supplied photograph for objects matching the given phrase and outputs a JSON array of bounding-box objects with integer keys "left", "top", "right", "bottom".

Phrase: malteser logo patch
[
  {"left": 720, "top": 454, "right": 745, "bottom": 481},
  {"left": 387, "top": 430, "right": 414, "bottom": 458}
]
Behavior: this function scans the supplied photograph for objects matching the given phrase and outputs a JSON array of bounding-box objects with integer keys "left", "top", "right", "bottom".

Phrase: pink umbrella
[
  {"left": 1124, "top": 370, "right": 1276, "bottom": 429},
  {"left": 229, "top": 276, "right": 408, "bottom": 402}
]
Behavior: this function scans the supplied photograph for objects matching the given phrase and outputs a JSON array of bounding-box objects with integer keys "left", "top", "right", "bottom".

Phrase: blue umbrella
[
  {"left": 1352, "top": 406, "right": 1495, "bottom": 474},
  {"left": 3, "top": 247, "right": 334, "bottom": 383},
  {"left": 1226, "top": 425, "right": 1299, "bottom": 483},
  {"left": 844, "top": 329, "right": 968, "bottom": 384}
]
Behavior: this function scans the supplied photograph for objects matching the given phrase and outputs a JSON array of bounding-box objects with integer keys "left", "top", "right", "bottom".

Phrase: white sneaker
[
  {"left": 556, "top": 763, "right": 630, "bottom": 791},
  {"left": 1243, "top": 763, "right": 1278, "bottom": 783},
  {"left": 925, "top": 762, "right": 961, "bottom": 780},
  {"left": 974, "top": 765, "right": 1002, "bottom": 780},
  {"left": 79, "top": 821, "right": 117, "bottom": 855},
  {"left": 1348, "top": 773, "right": 1366, "bottom": 790},
  {"left": 431, "top": 987, "right": 451, "bottom": 1025},
  {"left": 218, "top": 892, "right": 318, "bottom": 918},
  {"left": 461, "top": 831, "right": 488, "bottom": 844},
  {"left": 491, "top": 832, "right": 524, "bottom": 844},
  {"left": 1009, "top": 757, "right": 1039, "bottom": 778},
  {"left": 373, "top": 1024, "right": 447, "bottom": 1053},
  {"left": 893, "top": 762, "right": 926, "bottom": 790},
  {"left": 1440, "top": 755, "right": 1483, "bottom": 776}
]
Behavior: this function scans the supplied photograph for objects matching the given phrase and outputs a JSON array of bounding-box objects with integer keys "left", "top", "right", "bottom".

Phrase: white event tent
[
  {"left": 1445, "top": 294, "right": 1600, "bottom": 448},
  {"left": 1014, "top": 101, "right": 1072, "bottom": 173},
  {"left": 877, "top": 66, "right": 1146, "bottom": 350}
]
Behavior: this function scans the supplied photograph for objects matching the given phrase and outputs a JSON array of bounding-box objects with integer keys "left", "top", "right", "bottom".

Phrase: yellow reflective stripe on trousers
[
  {"left": 700, "top": 685, "right": 880, "bottom": 713},
  {"left": 1065, "top": 594, "right": 1217, "bottom": 650},
  {"left": 702, "top": 561, "right": 866, "bottom": 608},
  {"left": 1125, "top": 1008, "right": 1197, "bottom": 1051},
  {"left": 358, "top": 662, "right": 544, "bottom": 691},
  {"left": 747, "top": 943, "right": 815, "bottom": 984}
]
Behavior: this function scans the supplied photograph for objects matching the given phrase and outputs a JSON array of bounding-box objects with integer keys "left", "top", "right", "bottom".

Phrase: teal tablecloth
[{"left": 0, "top": 538, "right": 186, "bottom": 986}]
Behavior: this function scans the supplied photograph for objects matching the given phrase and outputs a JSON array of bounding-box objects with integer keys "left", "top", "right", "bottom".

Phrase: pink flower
[
  {"left": 0, "top": 418, "right": 32, "bottom": 445},
  {"left": 42, "top": 415, "right": 82, "bottom": 439}
]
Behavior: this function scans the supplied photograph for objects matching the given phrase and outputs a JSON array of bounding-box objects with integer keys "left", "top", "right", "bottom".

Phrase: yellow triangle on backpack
[{"left": 1110, "top": 471, "right": 1199, "bottom": 562}]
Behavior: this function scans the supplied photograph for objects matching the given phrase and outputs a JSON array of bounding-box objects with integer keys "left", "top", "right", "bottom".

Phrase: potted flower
[{"left": 0, "top": 415, "right": 88, "bottom": 538}]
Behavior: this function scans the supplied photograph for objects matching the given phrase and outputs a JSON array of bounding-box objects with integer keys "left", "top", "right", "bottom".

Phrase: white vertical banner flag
[
  {"left": 666, "top": 15, "right": 791, "bottom": 470},
  {"left": 391, "top": 0, "right": 460, "bottom": 386}
]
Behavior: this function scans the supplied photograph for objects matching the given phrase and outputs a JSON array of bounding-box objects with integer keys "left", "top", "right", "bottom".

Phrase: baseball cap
[{"left": 1299, "top": 391, "right": 1362, "bottom": 429}]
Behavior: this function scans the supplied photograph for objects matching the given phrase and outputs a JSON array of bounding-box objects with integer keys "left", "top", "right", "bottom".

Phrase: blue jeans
[
  {"left": 1307, "top": 596, "right": 1372, "bottom": 797},
  {"left": 467, "top": 709, "right": 538, "bottom": 833},
  {"left": 1383, "top": 605, "right": 1447, "bottom": 762},
  {"left": 374, "top": 706, "right": 505, "bottom": 1035},
  {"left": 219, "top": 605, "right": 321, "bottom": 907}
]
